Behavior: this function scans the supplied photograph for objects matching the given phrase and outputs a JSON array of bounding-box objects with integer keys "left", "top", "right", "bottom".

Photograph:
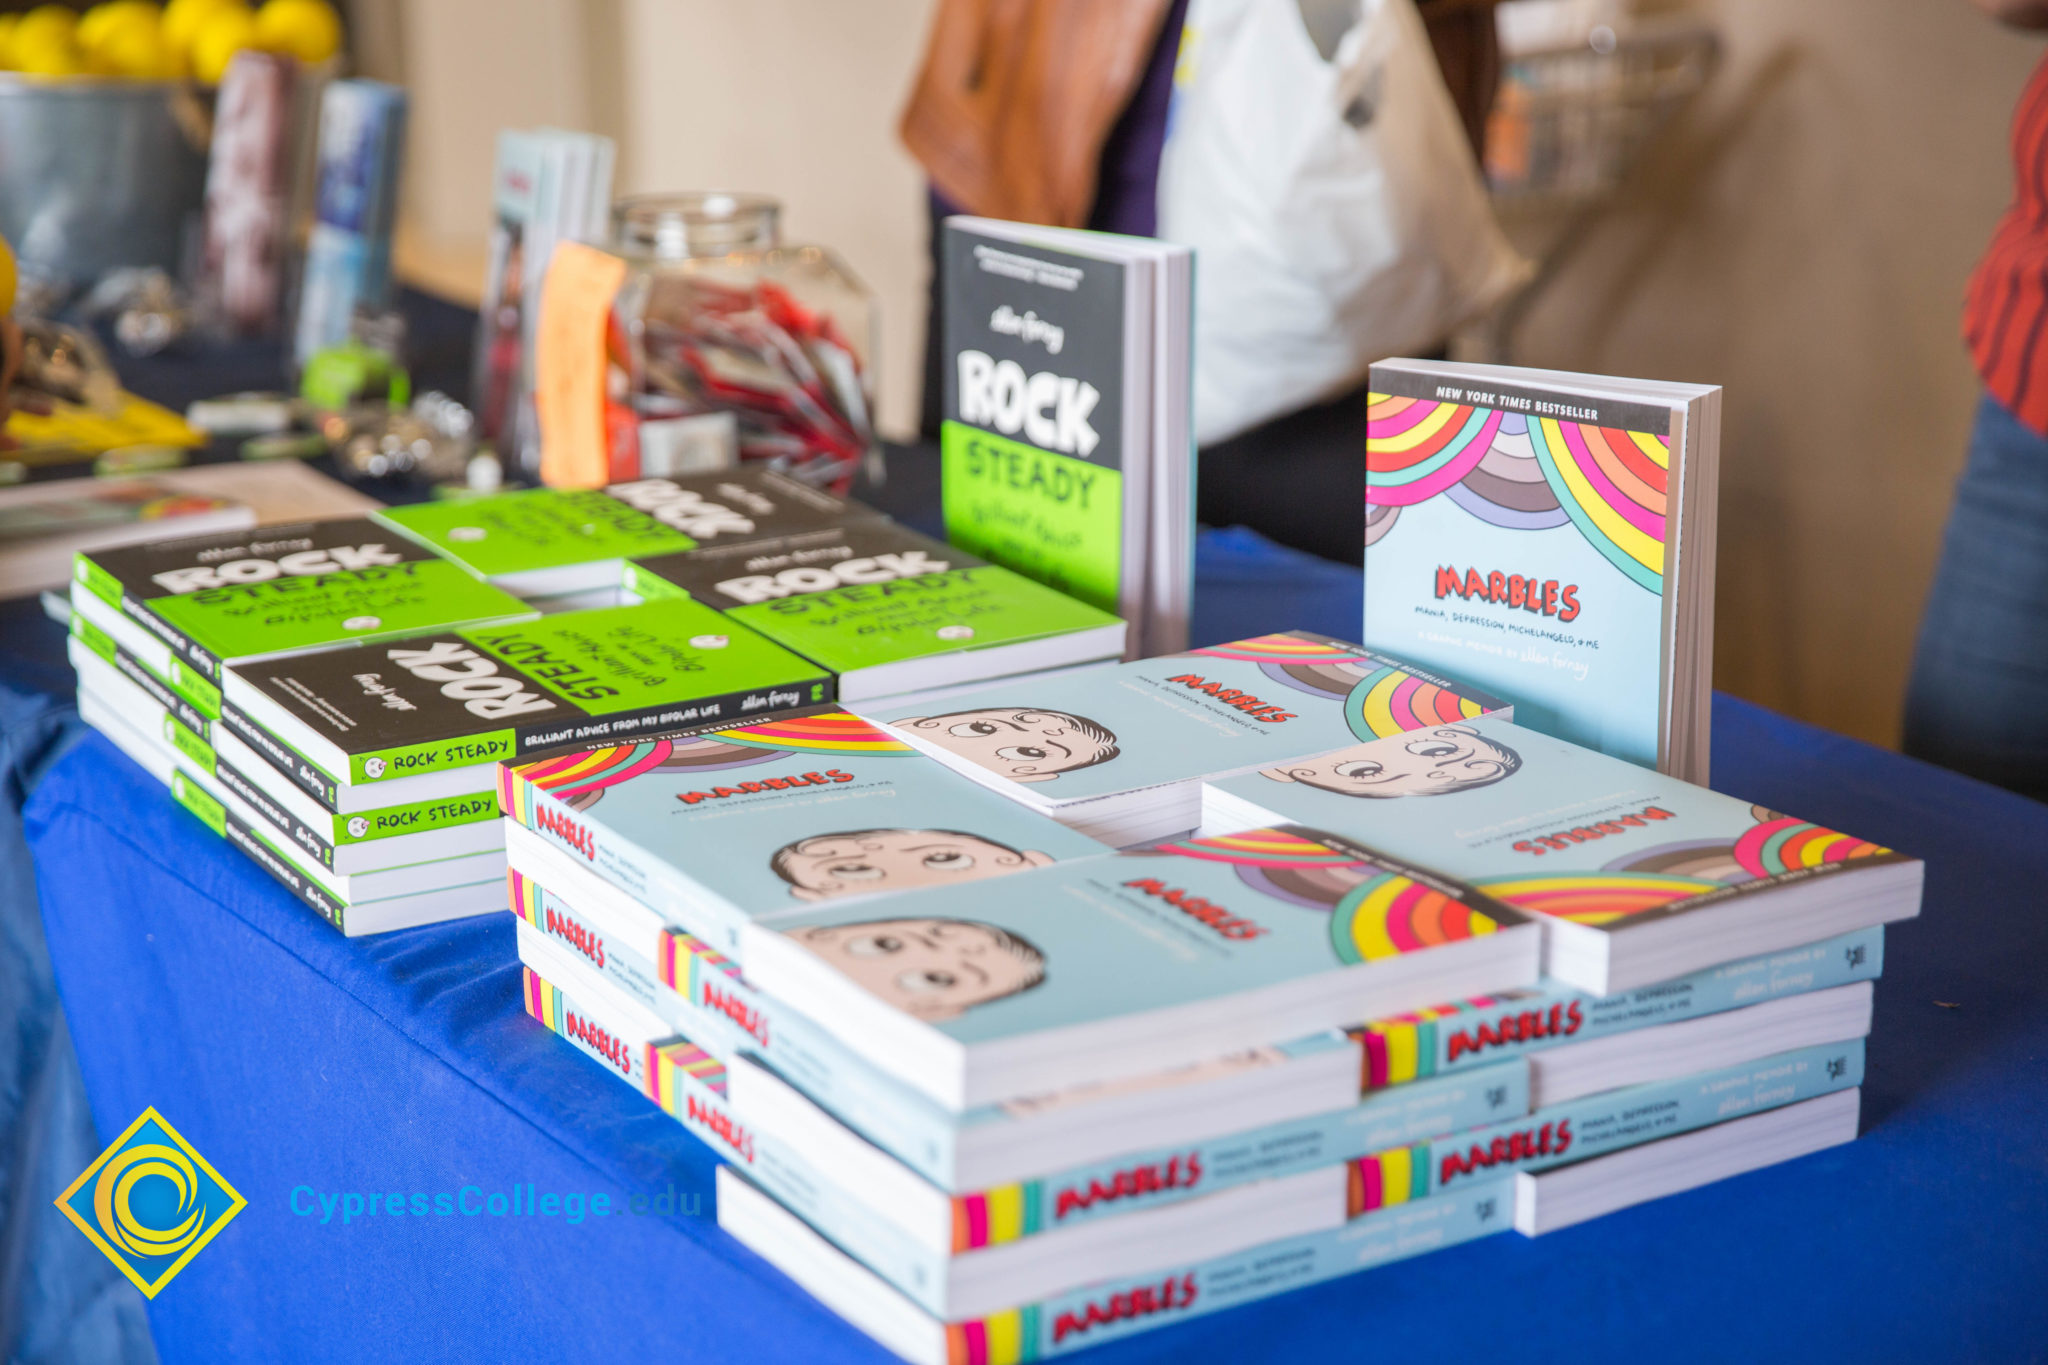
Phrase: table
[{"left": 23, "top": 523, "right": 2048, "bottom": 1363}]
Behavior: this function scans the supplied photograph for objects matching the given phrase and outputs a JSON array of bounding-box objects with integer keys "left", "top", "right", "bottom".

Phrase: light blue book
[
  {"left": 1364, "top": 360, "right": 1721, "bottom": 781},
  {"left": 717, "top": 1164, "right": 1514, "bottom": 1359},
  {"left": 1204, "top": 713, "right": 1921, "bottom": 995},
  {"left": 499, "top": 706, "right": 1111, "bottom": 966},
  {"left": 738, "top": 824, "right": 1540, "bottom": 1111},
  {"left": 859, "top": 630, "right": 1510, "bottom": 845}
]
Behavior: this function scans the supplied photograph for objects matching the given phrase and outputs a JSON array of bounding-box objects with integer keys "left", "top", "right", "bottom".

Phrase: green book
[
  {"left": 623, "top": 520, "right": 1126, "bottom": 701},
  {"left": 373, "top": 467, "right": 879, "bottom": 601},
  {"left": 220, "top": 598, "right": 833, "bottom": 806},
  {"left": 70, "top": 517, "right": 536, "bottom": 719}
]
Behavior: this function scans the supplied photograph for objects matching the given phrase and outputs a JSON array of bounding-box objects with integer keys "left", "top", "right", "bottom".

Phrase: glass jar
[{"left": 607, "top": 192, "right": 879, "bottom": 493}]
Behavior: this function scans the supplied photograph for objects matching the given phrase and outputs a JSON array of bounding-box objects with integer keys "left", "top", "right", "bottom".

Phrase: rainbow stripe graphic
[
  {"left": 951, "top": 1182, "right": 1046, "bottom": 1252},
  {"left": 650, "top": 1040, "right": 728, "bottom": 1112},
  {"left": 1345, "top": 663, "right": 1488, "bottom": 739},
  {"left": 1332, "top": 874, "right": 1500, "bottom": 964},
  {"left": 709, "top": 710, "right": 912, "bottom": 756},
  {"left": 521, "top": 966, "right": 564, "bottom": 1030},
  {"left": 1347, "top": 1141, "right": 1432, "bottom": 1217},
  {"left": 1733, "top": 817, "right": 1889, "bottom": 880},
  {"left": 1367, "top": 394, "right": 1670, "bottom": 595},
  {"left": 1150, "top": 828, "right": 1366, "bottom": 870},
  {"left": 505, "top": 738, "right": 680, "bottom": 814},
  {"left": 1476, "top": 871, "right": 1722, "bottom": 926},
  {"left": 1352, "top": 997, "right": 1504, "bottom": 1089},
  {"left": 945, "top": 1306, "right": 1039, "bottom": 1365},
  {"left": 655, "top": 928, "right": 743, "bottom": 997},
  {"left": 506, "top": 868, "right": 543, "bottom": 927},
  {"left": 1188, "top": 634, "right": 1367, "bottom": 665}
]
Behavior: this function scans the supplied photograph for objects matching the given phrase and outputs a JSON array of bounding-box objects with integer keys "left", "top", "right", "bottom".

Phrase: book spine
[
  {"left": 520, "top": 966, "right": 661, "bottom": 1095},
  {"left": 508, "top": 864, "right": 959, "bottom": 1182},
  {"left": 218, "top": 702, "right": 344, "bottom": 810},
  {"left": 942, "top": 1058, "right": 1527, "bottom": 1252},
  {"left": 74, "top": 615, "right": 218, "bottom": 740},
  {"left": 1352, "top": 1037, "right": 1867, "bottom": 1214},
  {"left": 971, "top": 1177, "right": 1514, "bottom": 1362},
  {"left": 1358, "top": 925, "right": 1886, "bottom": 1088},
  {"left": 171, "top": 769, "right": 348, "bottom": 932},
  {"left": 508, "top": 676, "right": 836, "bottom": 763},
  {"left": 211, "top": 751, "right": 342, "bottom": 871}
]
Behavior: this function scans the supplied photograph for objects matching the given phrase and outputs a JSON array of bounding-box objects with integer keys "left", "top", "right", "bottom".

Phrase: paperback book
[
  {"left": 497, "top": 706, "right": 1110, "bottom": 963},
  {"left": 623, "top": 518, "right": 1127, "bottom": 701},
  {"left": 1204, "top": 714, "right": 1921, "bottom": 993},
  {"left": 861, "top": 630, "right": 1512, "bottom": 845},
  {"left": 941, "top": 217, "right": 1193, "bottom": 656},
  {"left": 221, "top": 598, "right": 830, "bottom": 809},
  {"left": 0, "top": 478, "right": 253, "bottom": 596},
  {"left": 1364, "top": 359, "right": 1721, "bottom": 780},
  {"left": 737, "top": 825, "right": 1539, "bottom": 1110},
  {"left": 375, "top": 468, "right": 877, "bottom": 602}
]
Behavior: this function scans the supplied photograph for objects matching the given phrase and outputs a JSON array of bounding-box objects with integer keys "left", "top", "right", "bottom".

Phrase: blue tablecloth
[{"left": 22, "top": 531, "right": 2048, "bottom": 1363}]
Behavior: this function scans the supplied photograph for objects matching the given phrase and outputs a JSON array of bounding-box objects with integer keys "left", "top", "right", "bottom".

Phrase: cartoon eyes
[
  {"left": 949, "top": 721, "right": 1000, "bottom": 738},
  {"left": 996, "top": 746, "right": 1047, "bottom": 762},
  {"left": 895, "top": 969, "right": 958, "bottom": 994},
  {"left": 843, "top": 933, "right": 903, "bottom": 955},
  {"left": 1334, "top": 758, "right": 1384, "bottom": 779},
  {"left": 826, "top": 862, "right": 887, "bottom": 882},
  {"left": 1405, "top": 738, "right": 1463, "bottom": 758},
  {"left": 922, "top": 850, "right": 976, "bottom": 872}
]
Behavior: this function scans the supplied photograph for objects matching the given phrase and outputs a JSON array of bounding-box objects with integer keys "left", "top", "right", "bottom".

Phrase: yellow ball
[
  {"left": 162, "top": 0, "right": 236, "bottom": 57},
  {"left": 11, "top": 29, "right": 81, "bottom": 78},
  {"left": 96, "top": 21, "right": 173, "bottom": 77},
  {"left": 0, "top": 17, "right": 19, "bottom": 70},
  {"left": 188, "top": 4, "right": 256, "bottom": 84},
  {"left": 0, "top": 237, "right": 16, "bottom": 318},
  {"left": 252, "top": 0, "right": 339, "bottom": 64},
  {"left": 78, "top": 2, "right": 162, "bottom": 53}
]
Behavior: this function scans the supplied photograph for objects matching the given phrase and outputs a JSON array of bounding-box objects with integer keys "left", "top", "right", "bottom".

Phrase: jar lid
[{"left": 612, "top": 192, "right": 782, "bottom": 257}]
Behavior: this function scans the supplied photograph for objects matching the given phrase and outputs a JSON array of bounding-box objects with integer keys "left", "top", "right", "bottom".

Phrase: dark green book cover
[
  {"left": 227, "top": 597, "right": 833, "bottom": 793},
  {"left": 624, "top": 521, "right": 1123, "bottom": 676},
  {"left": 73, "top": 518, "right": 535, "bottom": 684},
  {"left": 941, "top": 222, "right": 1129, "bottom": 613}
]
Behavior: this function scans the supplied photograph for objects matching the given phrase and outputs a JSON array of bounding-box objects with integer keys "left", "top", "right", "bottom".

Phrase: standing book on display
[
  {"left": 1363, "top": 360, "right": 1720, "bottom": 782},
  {"left": 939, "top": 217, "right": 1193, "bottom": 657}
]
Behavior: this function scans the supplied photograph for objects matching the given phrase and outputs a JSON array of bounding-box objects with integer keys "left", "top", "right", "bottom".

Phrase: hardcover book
[
  {"left": 737, "top": 825, "right": 1539, "bottom": 1110},
  {"left": 70, "top": 517, "right": 535, "bottom": 713},
  {"left": 1364, "top": 359, "right": 1721, "bottom": 780},
  {"left": 222, "top": 598, "right": 830, "bottom": 807},
  {"left": 497, "top": 706, "right": 1110, "bottom": 963},
  {"left": 861, "top": 631, "right": 1511, "bottom": 844},
  {"left": 375, "top": 468, "right": 877, "bottom": 599},
  {"left": 624, "top": 518, "right": 1126, "bottom": 701},
  {"left": 1204, "top": 714, "right": 1921, "bottom": 993}
]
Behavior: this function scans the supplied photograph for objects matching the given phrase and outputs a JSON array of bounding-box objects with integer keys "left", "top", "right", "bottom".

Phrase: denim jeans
[{"left": 1903, "top": 393, "right": 2048, "bottom": 801}]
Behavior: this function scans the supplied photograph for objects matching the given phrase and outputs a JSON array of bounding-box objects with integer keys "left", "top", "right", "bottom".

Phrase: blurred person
[{"left": 1903, "top": 0, "right": 2048, "bottom": 801}]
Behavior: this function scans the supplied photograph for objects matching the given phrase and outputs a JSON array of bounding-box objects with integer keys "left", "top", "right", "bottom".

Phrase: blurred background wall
[{"left": 370, "top": 0, "right": 2038, "bottom": 752}]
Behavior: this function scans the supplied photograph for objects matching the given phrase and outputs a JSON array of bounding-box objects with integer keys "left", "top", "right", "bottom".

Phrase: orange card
[{"left": 535, "top": 241, "right": 628, "bottom": 488}]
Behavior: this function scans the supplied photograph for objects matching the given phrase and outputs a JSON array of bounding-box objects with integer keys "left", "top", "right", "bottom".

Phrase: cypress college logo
[{"left": 56, "top": 1107, "right": 245, "bottom": 1297}]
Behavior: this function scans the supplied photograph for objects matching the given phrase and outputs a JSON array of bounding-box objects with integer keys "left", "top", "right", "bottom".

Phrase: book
[
  {"left": 1203, "top": 713, "right": 1922, "bottom": 994},
  {"left": 1355, "top": 925, "right": 1884, "bottom": 1089},
  {"left": 293, "top": 80, "right": 408, "bottom": 367},
  {"left": 623, "top": 518, "right": 1127, "bottom": 701},
  {"left": 77, "top": 687, "right": 504, "bottom": 935},
  {"left": 374, "top": 468, "right": 875, "bottom": 600},
  {"left": 717, "top": 1164, "right": 1511, "bottom": 1363},
  {"left": 1364, "top": 359, "right": 1721, "bottom": 781},
  {"left": 1512, "top": 1087, "right": 1860, "bottom": 1236},
  {"left": 737, "top": 825, "right": 1539, "bottom": 1111},
  {"left": 69, "top": 517, "right": 537, "bottom": 717},
  {"left": 859, "top": 631, "right": 1511, "bottom": 846},
  {"left": 220, "top": 598, "right": 831, "bottom": 810},
  {"left": 941, "top": 217, "right": 1193, "bottom": 657},
  {"left": 496, "top": 705, "right": 1111, "bottom": 964},
  {"left": 0, "top": 478, "right": 253, "bottom": 597},
  {"left": 202, "top": 50, "right": 296, "bottom": 336}
]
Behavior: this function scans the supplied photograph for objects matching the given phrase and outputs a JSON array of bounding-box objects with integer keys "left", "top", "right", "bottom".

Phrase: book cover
[
  {"left": 293, "top": 80, "right": 407, "bottom": 366},
  {"left": 498, "top": 706, "right": 1110, "bottom": 959},
  {"left": 941, "top": 222, "right": 1133, "bottom": 615},
  {"left": 228, "top": 598, "right": 831, "bottom": 792},
  {"left": 72, "top": 517, "right": 535, "bottom": 686},
  {"left": 1206, "top": 714, "right": 1910, "bottom": 946},
  {"left": 625, "top": 519, "right": 1124, "bottom": 680},
  {"left": 1364, "top": 365, "right": 1680, "bottom": 768},
  {"left": 744, "top": 825, "right": 1528, "bottom": 1055},
  {"left": 1355, "top": 924, "right": 1884, "bottom": 1089},
  {"left": 865, "top": 632, "right": 1510, "bottom": 804}
]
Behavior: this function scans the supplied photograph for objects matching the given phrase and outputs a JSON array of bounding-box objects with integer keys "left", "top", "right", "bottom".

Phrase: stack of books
[{"left": 503, "top": 637, "right": 1919, "bottom": 1359}]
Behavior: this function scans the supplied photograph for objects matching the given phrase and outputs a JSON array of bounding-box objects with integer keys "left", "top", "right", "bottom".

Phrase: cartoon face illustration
[
  {"left": 1262, "top": 727, "right": 1522, "bottom": 798},
  {"left": 364, "top": 757, "right": 387, "bottom": 779},
  {"left": 785, "top": 917, "right": 1047, "bottom": 1021},
  {"left": 346, "top": 817, "right": 370, "bottom": 839},
  {"left": 889, "top": 709, "right": 1119, "bottom": 783},
  {"left": 770, "top": 828, "right": 1054, "bottom": 902}
]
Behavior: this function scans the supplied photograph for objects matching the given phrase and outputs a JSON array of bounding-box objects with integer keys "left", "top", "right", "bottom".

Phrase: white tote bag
[{"left": 1160, "top": 0, "right": 1530, "bottom": 445}]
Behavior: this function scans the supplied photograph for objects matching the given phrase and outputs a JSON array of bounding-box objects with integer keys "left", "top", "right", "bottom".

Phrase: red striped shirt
[{"left": 1966, "top": 53, "right": 2048, "bottom": 434}]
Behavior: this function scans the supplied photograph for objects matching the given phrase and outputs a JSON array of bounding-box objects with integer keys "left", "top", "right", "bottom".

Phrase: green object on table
[{"left": 299, "top": 341, "right": 412, "bottom": 412}]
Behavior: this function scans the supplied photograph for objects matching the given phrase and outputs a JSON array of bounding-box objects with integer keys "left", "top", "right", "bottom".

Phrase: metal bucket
[{"left": 0, "top": 75, "right": 211, "bottom": 290}]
